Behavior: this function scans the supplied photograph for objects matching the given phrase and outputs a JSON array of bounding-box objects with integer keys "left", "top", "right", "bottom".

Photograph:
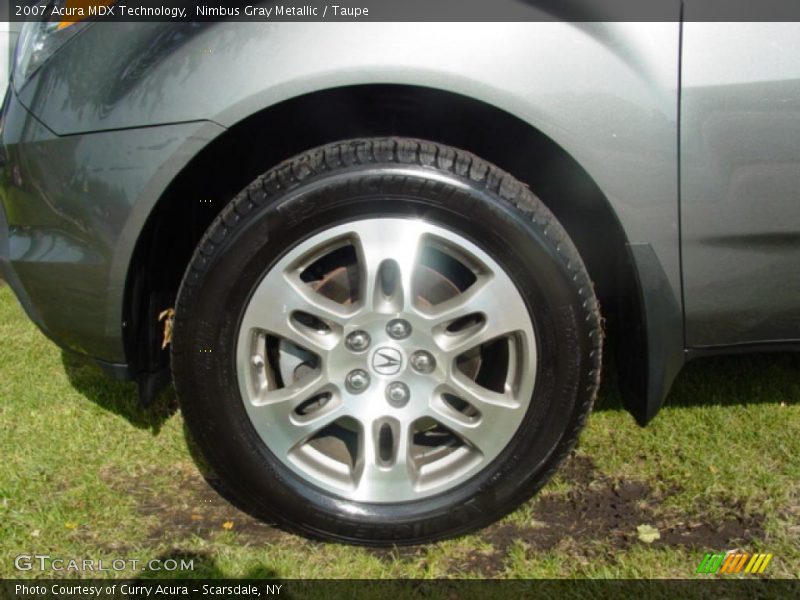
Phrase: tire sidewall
[{"left": 173, "top": 164, "right": 594, "bottom": 542}]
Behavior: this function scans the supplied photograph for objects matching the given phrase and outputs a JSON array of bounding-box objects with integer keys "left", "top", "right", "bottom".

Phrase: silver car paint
[
  {"left": 681, "top": 22, "right": 800, "bottom": 346},
  {"left": 7, "top": 21, "right": 682, "bottom": 365}
]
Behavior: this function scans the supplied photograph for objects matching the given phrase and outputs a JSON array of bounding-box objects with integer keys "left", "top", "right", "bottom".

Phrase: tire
[{"left": 172, "top": 137, "right": 602, "bottom": 545}]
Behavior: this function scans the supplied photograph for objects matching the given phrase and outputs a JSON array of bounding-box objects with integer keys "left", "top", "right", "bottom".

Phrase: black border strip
[
  {"left": 2, "top": 579, "right": 799, "bottom": 599},
  {"left": 5, "top": 0, "right": 800, "bottom": 23}
]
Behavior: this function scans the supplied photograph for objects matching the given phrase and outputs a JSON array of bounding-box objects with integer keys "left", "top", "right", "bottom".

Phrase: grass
[{"left": 0, "top": 283, "right": 798, "bottom": 580}]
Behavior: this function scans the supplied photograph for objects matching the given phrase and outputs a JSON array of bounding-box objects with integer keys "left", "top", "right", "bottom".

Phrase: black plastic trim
[
  {"left": 686, "top": 340, "right": 800, "bottom": 359},
  {"left": 618, "top": 242, "right": 685, "bottom": 426}
]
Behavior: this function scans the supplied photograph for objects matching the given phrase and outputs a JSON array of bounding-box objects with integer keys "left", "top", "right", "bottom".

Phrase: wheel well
[{"left": 125, "top": 84, "right": 641, "bottom": 409}]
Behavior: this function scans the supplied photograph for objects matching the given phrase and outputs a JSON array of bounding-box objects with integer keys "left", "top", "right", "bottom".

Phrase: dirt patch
[
  {"left": 432, "top": 454, "right": 763, "bottom": 575},
  {"left": 553, "top": 453, "right": 599, "bottom": 487},
  {"left": 517, "top": 486, "right": 763, "bottom": 552},
  {"left": 102, "top": 464, "right": 288, "bottom": 546},
  {"left": 501, "top": 455, "right": 763, "bottom": 552}
]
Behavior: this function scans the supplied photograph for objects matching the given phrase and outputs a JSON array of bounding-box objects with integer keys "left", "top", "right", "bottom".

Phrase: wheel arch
[{"left": 125, "top": 83, "right": 683, "bottom": 424}]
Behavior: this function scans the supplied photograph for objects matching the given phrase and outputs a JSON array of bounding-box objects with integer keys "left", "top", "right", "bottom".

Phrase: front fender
[{"left": 15, "top": 18, "right": 685, "bottom": 419}]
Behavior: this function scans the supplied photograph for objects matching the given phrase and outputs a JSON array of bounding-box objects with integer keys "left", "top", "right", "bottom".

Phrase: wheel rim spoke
[
  {"left": 354, "top": 418, "right": 418, "bottom": 499},
  {"left": 281, "top": 271, "right": 355, "bottom": 328},
  {"left": 240, "top": 272, "right": 351, "bottom": 355},
  {"left": 424, "top": 274, "right": 502, "bottom": 325},
  {"left": 352, "top": 220, "right": 424, "bottom": 313},
  {"left": 445, "top": 370, "right": 517, "bottom": 410},
  {"left": 250, "top": 381, "right": 345, "bottom": 458},
  {"left": 426, "top": 274, "right": 528, "bottom": 358},
  {"left": 254, "top": 372, "right": 328, "bottom": 407},
  {"left": 431, "top": 374, "right": 521, "bottom": 456}
]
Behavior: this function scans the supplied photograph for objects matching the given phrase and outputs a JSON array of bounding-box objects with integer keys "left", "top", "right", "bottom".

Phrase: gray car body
[{"left": 1, "top": 14, "right": 798, "bottom": 424}]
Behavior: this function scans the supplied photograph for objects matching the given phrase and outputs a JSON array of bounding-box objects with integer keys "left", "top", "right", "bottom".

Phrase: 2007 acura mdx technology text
[{"left": 1, "top": 5, "right": 798, "bottom": 544}]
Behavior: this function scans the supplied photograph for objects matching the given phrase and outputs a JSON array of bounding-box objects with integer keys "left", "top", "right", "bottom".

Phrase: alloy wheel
[{"left": 236, "top": 218, "right": 537, "bottom": 502}]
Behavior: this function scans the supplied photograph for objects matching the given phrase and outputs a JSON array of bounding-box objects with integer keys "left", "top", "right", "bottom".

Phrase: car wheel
[{"left": 171, "top": 137, "right": 602, "bottom": 544}]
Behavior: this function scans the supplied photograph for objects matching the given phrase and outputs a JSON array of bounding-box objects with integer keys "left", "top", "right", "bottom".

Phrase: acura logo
[{"left": 372, "top": 347, "right": 403, "bottom": 376}]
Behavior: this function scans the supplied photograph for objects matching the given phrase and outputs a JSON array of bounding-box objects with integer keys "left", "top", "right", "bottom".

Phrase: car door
[{"left": 681, "top": 21, "right": 800, "bottom": 347}]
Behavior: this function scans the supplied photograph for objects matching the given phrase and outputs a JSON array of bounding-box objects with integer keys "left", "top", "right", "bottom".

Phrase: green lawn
[{"left": 0, "top": 284, "right": 797, "bottom": 579}]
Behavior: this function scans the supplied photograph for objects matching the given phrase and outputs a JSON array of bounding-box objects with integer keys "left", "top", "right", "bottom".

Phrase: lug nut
[
  {"left": 386, "top": 318, "right": 412, "bottom": 340},
  {"left": 410, "top": 350, "right": 436, "bottom": 374},
  {"left": 345, "top": 369, "right": 370, "bottom": 394},
  {"left": 345, "top": 330, "right": 371, "bottom": 352},
  {"left": 385, "top": 382, "right": 411, "bottom": 407}
]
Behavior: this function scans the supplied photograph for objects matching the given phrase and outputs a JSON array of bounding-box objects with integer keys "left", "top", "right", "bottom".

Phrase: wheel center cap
[{"left": 371, "top": 346, "right": 404, "bottom": 376}]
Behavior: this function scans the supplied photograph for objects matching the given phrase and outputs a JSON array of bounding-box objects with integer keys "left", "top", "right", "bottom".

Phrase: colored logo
[
  {"left": 372, "top": 347, "right": 403, "bottom": 376},
  {"left": 696, "top": 552, "right": 773, "bottom": 575}
]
